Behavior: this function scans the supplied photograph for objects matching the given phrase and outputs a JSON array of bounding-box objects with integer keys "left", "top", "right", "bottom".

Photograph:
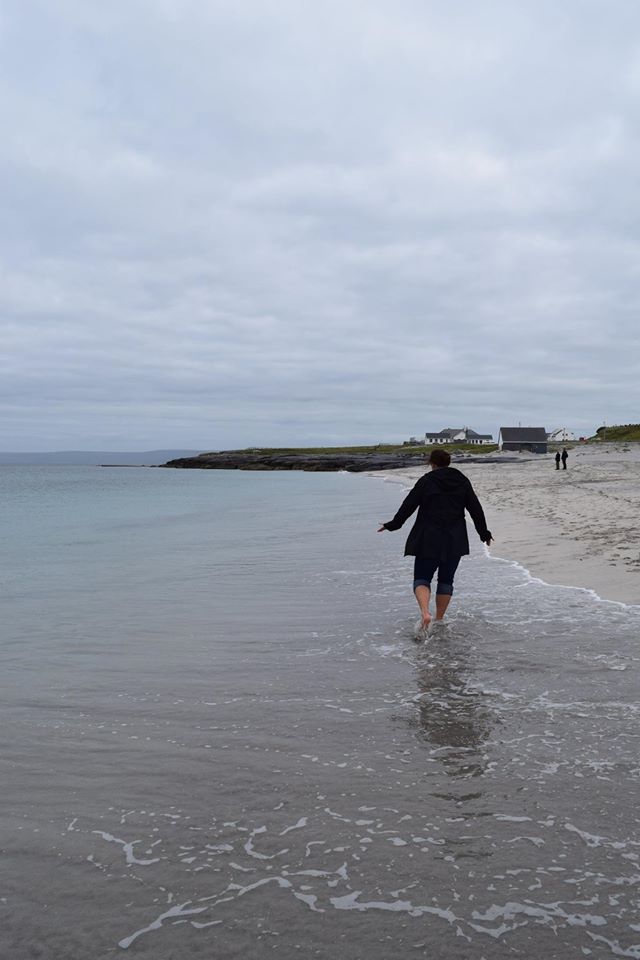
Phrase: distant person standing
[
  {"left": 378, "top": 448, "right": 492, "bottom": 635},
  {"left": 561, "top": 448, "right": 569, "bottom": 470},
  {"left": 555, "top": 452, "right": 561, "bottom": 470}
]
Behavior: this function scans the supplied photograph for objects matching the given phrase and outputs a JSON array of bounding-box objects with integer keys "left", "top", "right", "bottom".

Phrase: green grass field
[
  {"left": 198, "top": 443, "right": 500, "bottom": 457},
  {"left": 592, "top": 424, "right": 640, "bottom": 442}
]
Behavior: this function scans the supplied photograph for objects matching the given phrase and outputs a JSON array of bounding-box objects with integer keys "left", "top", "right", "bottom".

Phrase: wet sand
[{"left": 379, "top": 443, "right": 640, "bottom": 606}]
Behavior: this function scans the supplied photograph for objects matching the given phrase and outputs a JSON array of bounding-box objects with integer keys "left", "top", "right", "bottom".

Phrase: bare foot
[{"left": 414, "top": 612, "right": 431, "bottom": 641}]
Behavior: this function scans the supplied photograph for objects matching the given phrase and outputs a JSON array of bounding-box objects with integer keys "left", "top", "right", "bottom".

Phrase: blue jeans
[{"left": 413, "top": 555, "right": 461, "bottom": 596}]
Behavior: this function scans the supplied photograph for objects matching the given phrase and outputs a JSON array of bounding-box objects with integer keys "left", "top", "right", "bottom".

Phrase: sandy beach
[{"left": 379, "top": 443, "right": 640, "bottom": 606}]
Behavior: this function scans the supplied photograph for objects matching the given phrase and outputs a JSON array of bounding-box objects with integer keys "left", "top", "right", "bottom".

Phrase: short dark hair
[{"left": 429, "top": 448, "right": 451, "bottom": 468}]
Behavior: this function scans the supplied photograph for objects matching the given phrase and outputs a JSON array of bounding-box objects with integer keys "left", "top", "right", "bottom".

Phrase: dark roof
[
  {"left": 425, "top": 427, "right": 493, "bottom": 439},
  {"left": 466, "top": 429, "right": 493, "bottom": 439},
  {"left": 500, "top": 427, "right": 547, "bottom": 442}
]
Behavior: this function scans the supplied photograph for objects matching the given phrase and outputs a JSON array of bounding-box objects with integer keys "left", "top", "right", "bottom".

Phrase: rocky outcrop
[
  {"left": 163, "top": 452, "right": 426, "bottom": 472},
  {"left": 161, "top": 451, "right": 510, "bottom": 472}
]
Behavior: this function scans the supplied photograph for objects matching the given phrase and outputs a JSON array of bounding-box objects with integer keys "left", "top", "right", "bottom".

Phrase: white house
[
  {"left": 548, "top": 427, "right": 576, "bottom": 442},
  {"left": 424, "top": 427, "right": 494, "bottom": 445}
]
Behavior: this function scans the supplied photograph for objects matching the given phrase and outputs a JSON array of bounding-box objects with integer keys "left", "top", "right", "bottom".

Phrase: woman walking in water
[{"left": 378, "top": 448, "right": 492, "bottom": 635}]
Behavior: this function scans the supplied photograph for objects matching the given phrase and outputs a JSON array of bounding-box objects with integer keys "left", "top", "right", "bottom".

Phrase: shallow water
[{"left": 1, "top": 467, "right": 640, "bottom": 959}]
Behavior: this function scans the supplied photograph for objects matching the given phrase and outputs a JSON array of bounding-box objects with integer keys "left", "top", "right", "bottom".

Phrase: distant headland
[
  {"left": 0, "top": 450, "right": 203, "bottom": 466},
  {"left": 162, "top": 426, "right": 640, "bottom": 473},
  {"left": 162, "top": 443, "right": 508, "bottom": 473}
]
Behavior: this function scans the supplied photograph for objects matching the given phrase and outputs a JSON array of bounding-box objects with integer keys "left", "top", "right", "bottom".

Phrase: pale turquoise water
[{"left": 2, "top": 466, "right": 640, "bottom": 959}]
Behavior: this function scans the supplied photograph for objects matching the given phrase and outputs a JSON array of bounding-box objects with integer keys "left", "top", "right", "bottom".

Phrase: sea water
[{"left": 1, "top": 465, "right": 640, "bottom": 959}]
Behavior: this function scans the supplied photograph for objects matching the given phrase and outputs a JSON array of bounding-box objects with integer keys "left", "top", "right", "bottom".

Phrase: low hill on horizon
[{"left": 0, "top": 449, "right": 204, "bottom": 465}]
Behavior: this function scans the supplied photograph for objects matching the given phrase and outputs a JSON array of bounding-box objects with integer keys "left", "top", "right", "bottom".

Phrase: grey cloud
[{"left": 1, "top": 0, "right": 639, "bottom": 448}]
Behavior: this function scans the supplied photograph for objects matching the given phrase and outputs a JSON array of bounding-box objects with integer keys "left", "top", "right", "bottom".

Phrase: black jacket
[{"left": 383, "top": 467, "right": 491, "bottom": 558}]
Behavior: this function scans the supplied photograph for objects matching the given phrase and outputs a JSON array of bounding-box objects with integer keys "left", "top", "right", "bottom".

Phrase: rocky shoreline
[{"left": 161, "top": 451, "right": 514, "bottom": 472}]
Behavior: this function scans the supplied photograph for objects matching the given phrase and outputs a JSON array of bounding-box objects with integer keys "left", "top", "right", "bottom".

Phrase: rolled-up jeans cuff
[
  {"left": 413, "top": 579, "right": 431, "bottom": 591},
  {"left": 436, "top": 582, "right": 453, "bottom": 595}
]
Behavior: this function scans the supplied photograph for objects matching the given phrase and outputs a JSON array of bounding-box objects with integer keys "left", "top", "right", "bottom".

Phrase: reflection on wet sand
[{"left": 412, "top": 632, "right": 495, "bottom": 779}]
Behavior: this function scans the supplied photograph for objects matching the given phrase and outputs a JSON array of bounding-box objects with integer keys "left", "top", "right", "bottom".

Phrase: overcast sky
[{"left": 2, "top": 1, "right": 639, "bottom": 450}]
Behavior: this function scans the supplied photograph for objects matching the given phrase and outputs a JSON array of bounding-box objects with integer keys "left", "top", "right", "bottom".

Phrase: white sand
[{"left": 378, "top": 443, "right": 640, "bottom": 606}]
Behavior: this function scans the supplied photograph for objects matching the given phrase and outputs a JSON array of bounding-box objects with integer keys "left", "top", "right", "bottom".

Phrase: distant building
[
  {"left": 424, "top": 427, "right": 494, "bottom": 445},
  {"left": 499, "top": 427, "right": 548, "bottom": 454},
  {"left": 548, "top": 427, "right": 576, "bottom": 442}
]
